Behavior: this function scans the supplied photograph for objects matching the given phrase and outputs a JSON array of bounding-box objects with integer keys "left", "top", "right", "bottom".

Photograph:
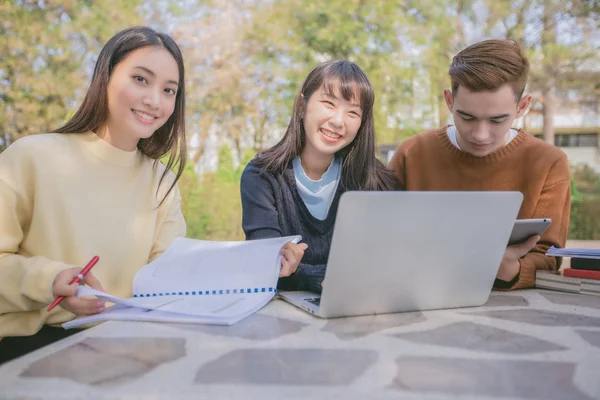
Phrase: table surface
[{"left": 1, "top": 289, "right": 599, "bottom": 400}]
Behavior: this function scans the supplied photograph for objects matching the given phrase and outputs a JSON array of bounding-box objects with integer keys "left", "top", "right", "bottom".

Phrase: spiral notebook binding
[{"left": 132, "top": 287, "right": 277, "bottom": 298}]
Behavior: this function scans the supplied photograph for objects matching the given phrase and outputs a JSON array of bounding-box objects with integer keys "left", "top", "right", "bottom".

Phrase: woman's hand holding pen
[
  {"left": 279, "top": 242, "right": 308, "bottom": 277},
  {"left": 51, "top": 268, "right": 106, "bottom": 315}
]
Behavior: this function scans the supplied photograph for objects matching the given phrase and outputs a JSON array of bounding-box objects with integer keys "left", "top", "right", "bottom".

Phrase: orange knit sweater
[{"left": 388, "top": 127, "right": 571, "bottom": 290}]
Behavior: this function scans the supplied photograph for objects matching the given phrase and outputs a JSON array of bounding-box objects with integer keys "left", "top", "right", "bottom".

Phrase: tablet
[{"left": 509, "top": 218, "right": 551, "bottom": 245}]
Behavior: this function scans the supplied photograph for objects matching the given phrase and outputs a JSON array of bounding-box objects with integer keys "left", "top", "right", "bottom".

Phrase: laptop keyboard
[{"left": 305, "top": 297, "right": 321, "bottom": 306}]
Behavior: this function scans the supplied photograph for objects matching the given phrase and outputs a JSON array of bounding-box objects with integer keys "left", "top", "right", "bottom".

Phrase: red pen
[{"left": 47, "top": 255, "right": 100, "bottom": 312}]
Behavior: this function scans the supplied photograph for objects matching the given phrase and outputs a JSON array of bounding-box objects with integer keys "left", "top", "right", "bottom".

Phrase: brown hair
[
  {"left": 254, "top": 60, "right": 397, "bottom": 191},
  {"left": 449, "top": 39, "right": 530, "bottom": 100},
  {"left": 55, "top": 26, "right": 186, "bottom": 205}
]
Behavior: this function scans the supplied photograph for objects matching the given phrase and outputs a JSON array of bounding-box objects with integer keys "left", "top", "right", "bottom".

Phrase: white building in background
[{"left": 524, "top": 90, "right": 600, "bottom": 173}]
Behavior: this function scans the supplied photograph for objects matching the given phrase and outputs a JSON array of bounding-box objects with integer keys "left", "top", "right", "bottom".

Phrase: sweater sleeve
[
  {"left": 0, "top": 145, "right": 75, "bottom": 312},
  {"left": 387, "top": 143, "right": 408, "bottom": 190},
  {"left": 148, "top": 183, "right": 187, "bottom": 262},
  {"left": 501, "top": 154, "right": 572, "bottom": 290},
  {"left": 240, "top": 162, "right": 283, "bottom": 240},
  {"left": 295, "top": 263, "right": 326, "bottom": 293}
]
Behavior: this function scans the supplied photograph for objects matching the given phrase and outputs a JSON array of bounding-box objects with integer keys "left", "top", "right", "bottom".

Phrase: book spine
[
  {"left": 535, "top": 272, "right": 600, "bottom": 297},
  {"left": 570, "top": 258, "right": 600, "bottom": 271},
  {"left": 581, "top": 285, "right": 600, "bottom": 297},
  {"left": 581, "top": 278, "right": 600, "bottom": 297},
  {"left": 563, "top": 268, "right": 600, "bottom": 281},
  {"left": 535, "top": 273, "right": 582, "bottom": 294}
]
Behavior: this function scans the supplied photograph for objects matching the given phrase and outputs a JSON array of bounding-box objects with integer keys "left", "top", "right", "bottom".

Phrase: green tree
[
  {"left": 180, "top": 143, "right": 246, "bottom": 241},
  {"left": 0, "top": 0, "right": 142, "bottom": 151},
  {"left": 174, "top": 0, "right": 285, "bottom": 166},
  {"left": 215, "top": 143, "right": 236, "bottom": 183},
  {"left": 480, "top": 0, "right": 600, "bottom": 144},
  {"left": 247, "top": 0, "right": 414, "bottom": 143},
  {"left": 179, "top": 162, "right": 208, "bottom": 239},
  {"left": 402, "top": 1, "right": 475, "bottom": 129}
]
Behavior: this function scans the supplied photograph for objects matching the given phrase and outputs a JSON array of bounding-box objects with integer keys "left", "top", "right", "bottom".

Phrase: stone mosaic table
[{"left": 1, "top": 289, "right": 599, "bottom": 399}]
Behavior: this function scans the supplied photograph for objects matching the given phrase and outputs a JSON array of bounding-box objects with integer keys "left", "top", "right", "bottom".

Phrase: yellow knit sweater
[{"left": 0, "top": 132, "right": 186, "bottom": 338}]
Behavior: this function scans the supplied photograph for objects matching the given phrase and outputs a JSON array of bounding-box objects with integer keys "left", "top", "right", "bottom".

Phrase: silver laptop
[{"left": 279, "top": 191, "right": 523, "bottom": 318}]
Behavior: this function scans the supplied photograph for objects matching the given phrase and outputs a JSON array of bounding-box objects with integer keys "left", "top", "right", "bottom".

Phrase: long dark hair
[
  {"left": 54, "top": 26, "right": 187, "bottom": 204},
  {"left": 255, "top": 60, "right": 397, "bottom": 190}
]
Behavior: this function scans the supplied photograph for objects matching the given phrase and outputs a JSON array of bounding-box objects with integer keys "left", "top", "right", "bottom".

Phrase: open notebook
[{"left": 63, "top": 235, "right": 301, "bottom": 328}]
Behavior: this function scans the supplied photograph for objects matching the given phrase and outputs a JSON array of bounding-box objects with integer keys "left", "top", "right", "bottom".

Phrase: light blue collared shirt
[{"left": 292, "top": 156, "right": 342, "bottom": 220}]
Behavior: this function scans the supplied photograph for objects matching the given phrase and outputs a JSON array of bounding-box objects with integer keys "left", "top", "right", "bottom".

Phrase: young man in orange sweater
[{"left": 388, "top": 39, "right": 571, "bottom": 290}]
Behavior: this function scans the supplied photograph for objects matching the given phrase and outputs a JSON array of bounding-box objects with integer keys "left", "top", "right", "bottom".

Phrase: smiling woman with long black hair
[
  {"left": 240, "top": 60, "right": 398, "bottom": 294},
  {"left": 0, "top": 26, "right": 188, "bottom": 363}
]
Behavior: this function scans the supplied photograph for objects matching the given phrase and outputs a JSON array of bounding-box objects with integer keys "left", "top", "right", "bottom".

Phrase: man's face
[{"left": 444, "top": 84, "right": 530, "bottom": 157}]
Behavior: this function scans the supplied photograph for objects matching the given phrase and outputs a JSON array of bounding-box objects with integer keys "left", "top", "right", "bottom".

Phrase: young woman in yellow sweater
[{"left": 0, "top": 26, "right": 187, "bottom": 363}]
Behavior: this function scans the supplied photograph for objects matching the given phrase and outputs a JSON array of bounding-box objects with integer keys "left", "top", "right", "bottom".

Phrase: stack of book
[{"left": 536, "top": 247, "right": 600, "bottom": 297}]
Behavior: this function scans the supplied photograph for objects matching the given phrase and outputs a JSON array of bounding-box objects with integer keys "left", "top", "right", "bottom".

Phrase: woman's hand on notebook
[
  {"left": 496, "top": 235, "right": 540, "bottom": 282},
  {"left": 52, "top": 268, "right": 106, "bottom": 315},
  {"left": 279, "top": 242, "right": 309, "bottom": 277}
]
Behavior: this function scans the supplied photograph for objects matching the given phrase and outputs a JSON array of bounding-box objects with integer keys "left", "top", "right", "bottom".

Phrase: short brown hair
[{"left": 449, "top": 39, "right": 530, "bottom": 100}]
